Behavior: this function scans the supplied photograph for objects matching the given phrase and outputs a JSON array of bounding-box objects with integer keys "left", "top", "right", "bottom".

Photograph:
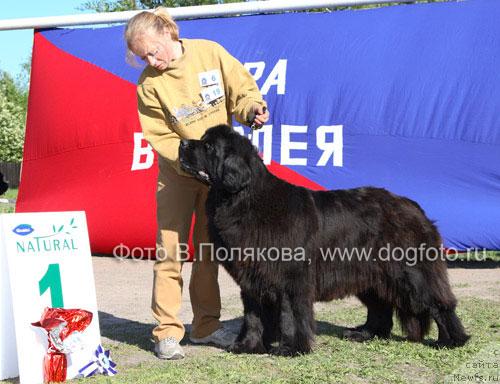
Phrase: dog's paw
[
  {"left": 342, "top": 328, "right": 374, "bottom": 342},
  {"left": 227, "top": 340, "right": 267, "bottom": 354},
  {"left": 434, "top": 337, "right": 468, "bottom": 349},
  {"left": 269, "top": 345, "right": 303, "bottom": 357}
]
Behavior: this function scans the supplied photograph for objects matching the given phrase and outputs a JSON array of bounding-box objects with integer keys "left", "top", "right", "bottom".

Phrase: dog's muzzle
[{"left": 178, "top": 140, "right": 211, "bottom": 184}]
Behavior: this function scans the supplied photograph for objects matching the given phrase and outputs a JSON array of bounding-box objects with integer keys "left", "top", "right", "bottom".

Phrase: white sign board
[
  {"left": 0, "top": 211, "right": 101, "bottom": 383},
  {"left": 0, "top": 231, "right": 18, "bottom": 380}
]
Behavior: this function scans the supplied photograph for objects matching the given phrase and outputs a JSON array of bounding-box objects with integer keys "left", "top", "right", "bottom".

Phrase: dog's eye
[{"left": 204, "top": 142, "right": 214, "bottom": 152}]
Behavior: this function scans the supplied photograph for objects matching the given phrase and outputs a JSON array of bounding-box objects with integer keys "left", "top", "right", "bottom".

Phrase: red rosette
[
  {"left": 32, "top": 308, "right": 93, "bottom": 383},
  {"left": 43, "top": 352, "right": 66, "bottom": 383},
  {"left": 32, "top": 308, "right": 93, "bottom": 344}
]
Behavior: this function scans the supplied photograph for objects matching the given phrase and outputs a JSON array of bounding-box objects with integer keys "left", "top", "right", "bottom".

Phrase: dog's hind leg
[
  {"left": 424, "top": 266, "right": 470, "bottom": 348},
  {"left": 430, "top": 305, "right": 470, "bottom": 348},
  {"left": 344, "top": 289, "right": 393, "bottom": 342}
]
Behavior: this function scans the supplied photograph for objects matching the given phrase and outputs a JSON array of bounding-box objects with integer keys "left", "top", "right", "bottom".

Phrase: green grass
[
  {"left": 1, "top": 187, "right": 18, "bottom": 200},
  {"left": 451, "top": 251, "right": 500, "bottom": 263},
  {"left": 78, "top": 298, "right": 499, "bottom": 384},
  {"left": 0, "top": 187, "right": 17, "bottom": 214}
]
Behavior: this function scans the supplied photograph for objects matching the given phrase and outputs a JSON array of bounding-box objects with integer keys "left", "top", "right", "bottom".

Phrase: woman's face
[{"left": 131, "top": 28, "right": 178, "bottom": 71}]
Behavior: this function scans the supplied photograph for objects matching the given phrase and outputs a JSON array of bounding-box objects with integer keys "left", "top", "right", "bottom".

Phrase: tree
[
  {"left": 79, "top": 0, "right": 243, "bottom": 12},
  {"left": 79, "top": 0, "right": 448, "bottom": 13},
  {"left": 15, "top": 58, "right": 32, "bottom": 93},
  {"left": 0, "top": 71, "right": 26, "bottom": 162},
  {"left": 1, "top": 70, "right": 28, "bottom": 112},
  {"left": 78, "top": 0, "right": 140, "bottom": 12}
]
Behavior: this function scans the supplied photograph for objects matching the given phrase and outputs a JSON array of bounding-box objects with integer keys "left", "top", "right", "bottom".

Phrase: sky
[{"left": 0, "top": 1, "right": 96, "bottom": 78}]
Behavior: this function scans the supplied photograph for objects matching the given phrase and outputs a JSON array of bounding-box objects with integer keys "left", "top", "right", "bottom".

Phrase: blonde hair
[{"left": 124, "top": 7, "right": 179, "bottom": 66}]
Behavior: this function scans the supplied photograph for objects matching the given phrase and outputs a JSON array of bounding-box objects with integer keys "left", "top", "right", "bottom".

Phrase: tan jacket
[{"left": 137, "top": 38, "right": 266, "bottom": 175}]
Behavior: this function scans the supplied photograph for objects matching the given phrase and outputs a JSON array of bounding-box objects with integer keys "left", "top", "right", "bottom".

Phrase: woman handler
[{"left": 125, "top": 7, "right": 269, "bottom": 359}]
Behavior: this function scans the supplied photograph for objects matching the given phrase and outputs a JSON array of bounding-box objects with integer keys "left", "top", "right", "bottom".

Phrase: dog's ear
[{"left": 222, "top": 154, "right": 251, "bottom": 193}]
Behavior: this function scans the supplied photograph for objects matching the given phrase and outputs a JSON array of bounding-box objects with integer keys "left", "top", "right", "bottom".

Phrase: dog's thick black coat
[
  {"left": 0, "top": 172, "right": 8, "bottom": 195},
  {"left": 179, "top": 125, "right": 469, "bottom": 356}
]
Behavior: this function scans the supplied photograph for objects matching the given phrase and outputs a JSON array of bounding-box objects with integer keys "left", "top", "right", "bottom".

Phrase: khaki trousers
[{"left": 152, "top": 162, "right": 221, "bottom": 342}]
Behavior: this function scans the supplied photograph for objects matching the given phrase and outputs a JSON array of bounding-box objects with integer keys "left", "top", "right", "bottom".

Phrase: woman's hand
[{"left": 250, "top": 105, "right": 269, "bottom": 129}]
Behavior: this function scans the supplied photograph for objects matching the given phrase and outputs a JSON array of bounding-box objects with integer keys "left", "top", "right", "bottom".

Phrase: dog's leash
[{"left": 248, "top": 106, "right": 267, "bottom": 143}]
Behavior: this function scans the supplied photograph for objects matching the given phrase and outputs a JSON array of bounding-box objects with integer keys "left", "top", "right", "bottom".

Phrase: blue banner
[{"left": 34, "top": 0, "right": 500, "bottom": 251}]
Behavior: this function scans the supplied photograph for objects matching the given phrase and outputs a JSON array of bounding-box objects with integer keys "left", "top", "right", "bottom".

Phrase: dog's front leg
[
  {"left": 270, "top": 291, "right": 314, "bottom": 356},
  {"left": 228, "top": 291, "right": 267, "bottom": 354}
]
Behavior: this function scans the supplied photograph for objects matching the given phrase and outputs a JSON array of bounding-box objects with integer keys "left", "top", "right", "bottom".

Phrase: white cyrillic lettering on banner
[
  {"left": 261, "top": 59, "right": 287, "bottom": 95},
  {"left": 132, "top": 123, "right": 345, "bottom": 171},
  {"left": 131, "top": 132, "right": 154, "bottom": 171},
  {"left": 316, "top": 125, "right": 343, "bottom": 167},
  {"left": 281, "top": 125, "right": 308, "bottom": 166}
]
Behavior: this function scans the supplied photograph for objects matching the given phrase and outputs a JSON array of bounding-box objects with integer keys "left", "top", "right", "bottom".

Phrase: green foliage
[
  {"left": 78, "top": 0, "right": 141, "bottom": 12},
  {"left": 79, "top": 0, "right": 243, "bottom": 12},
  {"left": 308, "top": 0, "right": 452, "bottom": 13},
  {"left": 0, "top": 70, "right": 28, "bottom": 110},
  {"left": 79, "top": 0, "right": 452, "bottom": 13},
  {"left": 144, "top": 0, "right": 243, "bottom": 6},
  {"left": 0, "top": 71, "right": 26, "bottom": 162},
  {"left": 13, "top": 56, "right": 32, "bottom": 92}
]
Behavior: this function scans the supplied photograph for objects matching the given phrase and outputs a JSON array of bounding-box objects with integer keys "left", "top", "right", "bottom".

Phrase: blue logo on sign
[{"left": 12, "top": 224, "right": 34, "bottom": 236}]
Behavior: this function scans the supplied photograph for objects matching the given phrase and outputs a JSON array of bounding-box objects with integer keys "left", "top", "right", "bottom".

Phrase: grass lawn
[
  {"left": 452, "top": 251, "right": 500, "bottom": 263},
  {"left": 79, "top": 297, "right": 499, "bottom": 384},
  {"left": 0, "top": 187, "right": 18, "bottom": 200},
  {"left": 0, "top": 187, "right": 17, "bottom": 214}
]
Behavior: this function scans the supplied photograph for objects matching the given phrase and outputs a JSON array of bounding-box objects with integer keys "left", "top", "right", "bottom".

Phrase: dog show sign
[{"left": 0, "top": 211, "right": 101, "bottom": 383}]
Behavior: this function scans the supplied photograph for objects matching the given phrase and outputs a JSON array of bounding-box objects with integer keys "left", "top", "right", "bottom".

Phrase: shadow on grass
[
  {"left": 316, "top": 320, "right": 449, "bottom": 348},
  {"left": 316, "top": 320, "right": 404, "bottom": 341},
  {"left": 99, "top": 311, "right": 155, "bottom": 352},
  {"left": 98, "top": 312, "right": 245, "bottom": 352},
  {"left": 316, "top": 320, "right": 354, "bottom": 339},
  {"left": 99, "top": 312, "right": 450, "bottom": 354}
]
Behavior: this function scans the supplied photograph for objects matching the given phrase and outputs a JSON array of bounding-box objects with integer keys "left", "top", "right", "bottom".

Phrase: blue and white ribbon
[{"left": 78, "top": 345, "right": 117, "bottom": 377}]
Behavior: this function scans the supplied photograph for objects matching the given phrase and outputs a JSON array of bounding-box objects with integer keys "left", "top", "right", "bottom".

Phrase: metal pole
[{"left": 0, "top": 0, "right": 419, "bottom": 31}]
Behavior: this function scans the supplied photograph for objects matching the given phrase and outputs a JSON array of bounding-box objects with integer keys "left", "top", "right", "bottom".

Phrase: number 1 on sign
[{"left": 39, "top": 263, "right": 64, "bottom": 308}]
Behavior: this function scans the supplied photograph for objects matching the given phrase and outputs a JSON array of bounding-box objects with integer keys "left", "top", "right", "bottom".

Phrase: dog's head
[
  {"left": 179, "top": 125, "right": 262, "bottom": 193},
  {"left": 0, "top": 172, "right": 8, "bottom": 195}
]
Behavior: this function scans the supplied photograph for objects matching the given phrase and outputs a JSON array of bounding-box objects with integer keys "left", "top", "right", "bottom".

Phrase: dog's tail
[
  {"left": 398, "top": 263, "right": 469, "bottom": 348},
  {"left": 397, "top": 310, "right": 432, "bottom": 342}
]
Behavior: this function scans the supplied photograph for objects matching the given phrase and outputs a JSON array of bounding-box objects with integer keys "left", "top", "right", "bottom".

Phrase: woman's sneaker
[
  {"left": 154, "top": 337, "right": 185, "bottom": 360},
  {"left": 189, "top": 327, "right": 237, "bottom": 348}
]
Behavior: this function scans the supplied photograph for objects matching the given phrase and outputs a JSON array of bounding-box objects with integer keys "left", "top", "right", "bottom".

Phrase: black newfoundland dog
[
  {"left": 179, "top": 124, "right": 469, "bottom": 356},
  {"left": 0, "top": 172, "right": 8, "bottom": 195}
]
